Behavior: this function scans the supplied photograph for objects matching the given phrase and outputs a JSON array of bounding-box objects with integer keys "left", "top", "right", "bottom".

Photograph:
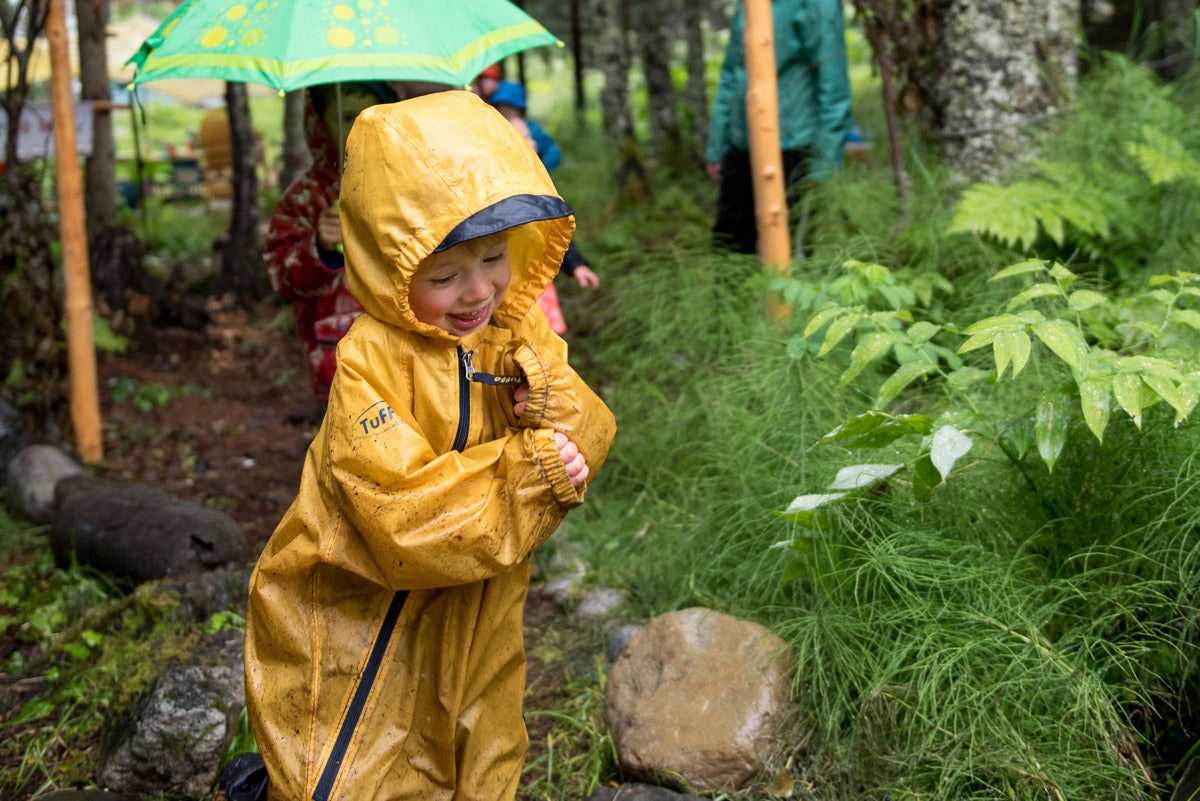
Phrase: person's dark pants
[{"left": 712, "top": 146, "right": 809, "bottom": 255}]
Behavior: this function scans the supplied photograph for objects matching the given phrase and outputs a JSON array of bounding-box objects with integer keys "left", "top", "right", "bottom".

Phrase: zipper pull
[{"left": 460, "top": 348, "right": 475, "bottom": 381}]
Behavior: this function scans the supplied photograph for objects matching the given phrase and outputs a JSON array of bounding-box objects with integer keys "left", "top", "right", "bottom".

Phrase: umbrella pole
[
  {"left": 47, "top": 0, "right": 103, "bottom": 463},
  {"left": 336, "top": 82, "right": 345, "bottom": 170},
  {"left": 129, "top": 101, "right": 149, "bottom": 237}
]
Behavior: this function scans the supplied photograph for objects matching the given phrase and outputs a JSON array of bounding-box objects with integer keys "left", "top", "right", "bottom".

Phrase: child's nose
[{"left": 464, "top": 271, "right": 492, "bottom": 302}]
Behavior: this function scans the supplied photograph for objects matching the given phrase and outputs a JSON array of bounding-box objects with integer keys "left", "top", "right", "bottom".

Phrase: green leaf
[
  {"left": 930, "top": 426, "right": 972, "bottom": 481},
  {"left": 946, "top": 367, "right": 990, "bottom": 391},
  {"left": 1048, "top": 263, "right": 1076, "bottom": 286},
  {"left": 1079, "top": 376, "right": 1112, "bottom": 442},
  {"left": 1112, "top": 374, "right": 1143, "bottom": 428},
  {"left": 993, "top": 330, "right": 1032, "bottom": 379},
  {"left": 906, "top": 321, "right": 940, "bottom": 344},
  {"left": 1036, "top": 391, "right": 1071, "bottom": 471},
  {"left": 876, "top": 361, "right": 929, "bottom": 407},
  {"left": 781, "top": 557, "right": 808, "bottom": 585},
  {"left": 1068, "top": 290, "right": 1108, "bottom": 311},
  {"left": 820, "top": 411, "right": 933, "bottom": 449},
  {"left": 1032, "top": 320, "right": 1090, "bottom": 372},
  {"left": 1173, "top": 308, "right": 1200, "bottom": 331},
  {"left": 92, "top": 315, "right": 128, "bottom": 355},
  {"left": 912, "top": 453, "right": 941, "bottom": 501},
  {"left": 818, "top": 313, "right": 861, "bottom": 356},
  {"left": 1113, "top": 356, "right": 1185, "bottom": 382},
  {"left": 958, "top": 332, "right": 997, "bottom": 354},
  {"left": 841, "top": 332, "right": 898, "bottom": 384},
  {"left": 779, "top": 492, "right": 847, "bottom": 528},
  {"left": 804, "top": 305, "right": 845, "bottom": 339},
  {"left": 1141, "top": 374, "right": 1187, "bottom": 418},
  {"left": 1005, "top": 283, "right": 1062, "bottom": 312},
  {"left": 828, "top": 463, "right": 903, "bottom": 491},
  {"left": 963, "top": 314, "right": 1028, "bottom": 336},
  {"left": 990, "top": 259, "right": 1049, "bottom": 282}
]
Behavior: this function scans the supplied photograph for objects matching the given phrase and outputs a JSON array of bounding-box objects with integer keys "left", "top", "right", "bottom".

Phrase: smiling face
[{"left": 409, "top": 232, "right": 512, "bottom": 336}]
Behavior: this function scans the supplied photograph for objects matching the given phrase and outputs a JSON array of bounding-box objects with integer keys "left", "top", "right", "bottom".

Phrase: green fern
[
  {"left": 1125, "top": 126, "right": 1200, "bottom": 187},
  {"left": 946, "top": 178, "right": 1111, "bottom": 252}
]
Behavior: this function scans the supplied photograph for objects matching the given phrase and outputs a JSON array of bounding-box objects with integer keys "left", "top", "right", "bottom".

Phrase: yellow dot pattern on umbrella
[
  {"left": 192, "top": 0, "right": 410, "bottom": 52},
  {"left": 197, "top": 1, "right": 278, "bottom": 49},
  {"left": 325, "top": 0, "right": 407, "bottom": 49}
]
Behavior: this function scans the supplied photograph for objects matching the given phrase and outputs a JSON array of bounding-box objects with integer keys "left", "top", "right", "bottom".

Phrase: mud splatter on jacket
[
  {"left": 264, "top": 94, "right": 363, "bottom": 402},
  {"left": 244, "top": 91, "right": 617, "bottom": 801}
]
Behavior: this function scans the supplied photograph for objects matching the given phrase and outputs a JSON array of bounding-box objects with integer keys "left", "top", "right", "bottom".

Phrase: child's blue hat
[{"left": 489, "top": 80, "right": 527, "bottom": 111}]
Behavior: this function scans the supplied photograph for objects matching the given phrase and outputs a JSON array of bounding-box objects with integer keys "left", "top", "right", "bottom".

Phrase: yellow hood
[{"left": 339, "top": 90, "right": 574, "bottom": 340}]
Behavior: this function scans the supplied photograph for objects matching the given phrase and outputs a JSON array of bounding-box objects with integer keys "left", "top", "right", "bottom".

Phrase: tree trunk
[
  {"left": 220, "top": 82, "right": 267, "bottom": 302},
  {"left": 682, "top": 2, "right": 709, "bottom": 163},
  {"left": 591, "top": 0, "right": 648, "bottom": 201},
  {"left": 633, "top": 0, "right": 686, "bottom": 169},
  {"left": 931, "top": 0, "right": 1078, "bottom": 180},
  {"left": 570, "top": 0, "right": 585, "bottom": 124},
  {"left": 278, "top": 90, "right": 308, "bottom": 192},
  {"left": 76, "top": 0, "right": 115, "bottom": 236}
]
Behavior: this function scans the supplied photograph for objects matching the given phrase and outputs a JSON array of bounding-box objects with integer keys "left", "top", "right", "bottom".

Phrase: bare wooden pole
[
  {"left": 742, "top": 0, "right": 790, "bottom": 317},
  {"left": 47, "top": 0, "right": 103, "bottom": 463}
]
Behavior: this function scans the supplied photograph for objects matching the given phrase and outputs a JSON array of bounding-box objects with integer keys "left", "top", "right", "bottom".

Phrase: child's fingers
[{"left": 570, "top": 461, "right": 589, "bottom": 487}]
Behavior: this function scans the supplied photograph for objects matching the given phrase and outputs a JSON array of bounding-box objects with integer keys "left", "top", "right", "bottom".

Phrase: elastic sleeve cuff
[
  {"left": 316, "top": 242, "right": 345, "bottom": 270},
  {"left": 512, "top": 343, "right": 551, "bottom": 428},
  {"left": 531, "top": 427, "right": 582, "bottom": 508}
]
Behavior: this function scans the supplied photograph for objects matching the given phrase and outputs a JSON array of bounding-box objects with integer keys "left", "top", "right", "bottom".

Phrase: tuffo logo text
[{"left": 354, "top": 401, "right": 398, "bottom": 438}]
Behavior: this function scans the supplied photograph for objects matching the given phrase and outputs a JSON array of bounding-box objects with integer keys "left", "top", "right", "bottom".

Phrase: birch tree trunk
[
  {"left": 590, "top": 0, "right": 648, "bottom": 200},
  {"left": 75, "top": 0, "right": 115, "bottom": 236},
  {"left": 931, "top": 0, "right": 1078, "bottom": 180},
  {"left": 683, "top": 3, "right": 709, "bottom": 162},
  {"left": 633, "top": 0, "right": 685, "bottom": 168},
  {"left": 278, "top": 90, "right": 308, "bottom": 192}
]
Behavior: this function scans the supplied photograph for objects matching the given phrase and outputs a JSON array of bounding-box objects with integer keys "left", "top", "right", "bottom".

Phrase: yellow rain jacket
[{"left": 244, "top": 91, "right": 616, "bottom": 801}]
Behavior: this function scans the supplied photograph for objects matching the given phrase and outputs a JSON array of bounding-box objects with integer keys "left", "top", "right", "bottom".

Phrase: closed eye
[{"left": 429, "top": 274, "right": 454, "bottom": 286}]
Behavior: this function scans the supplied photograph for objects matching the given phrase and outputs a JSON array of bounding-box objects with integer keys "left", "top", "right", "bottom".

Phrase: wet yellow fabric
[{"left": 244, "top": 91, "right": 616, "bottom": 801}]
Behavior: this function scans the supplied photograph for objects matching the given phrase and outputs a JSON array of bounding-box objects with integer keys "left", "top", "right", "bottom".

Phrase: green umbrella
[{"left": 125, "top": 0, "right": 559, "bottom": 92}]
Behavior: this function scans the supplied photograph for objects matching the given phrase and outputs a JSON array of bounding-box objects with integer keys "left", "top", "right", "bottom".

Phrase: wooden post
[
  {"left": 743, "top": 0, "right": 791, "bottom": 318},
  {"left": 47, "top": 0, "right": 103, "bottom": 463}
]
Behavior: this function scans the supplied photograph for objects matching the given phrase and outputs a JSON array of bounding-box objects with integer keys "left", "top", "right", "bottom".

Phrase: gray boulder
[
  {"left": 5, "top": 444, "right": 87, "bottom": 523},
  {"left": 606, "top": 607, "right": 797, "bottom": 792},
  {"left": 50, "top": 474, "right": 250, "bottom": 582},
  {"left": 97, "top": 663, "right": 245, "bottom": 798}
]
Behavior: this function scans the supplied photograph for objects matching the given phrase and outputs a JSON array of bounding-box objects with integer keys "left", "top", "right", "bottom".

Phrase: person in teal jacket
[{"left": 705, "top": 0, "right": 851, "bottom": 254}]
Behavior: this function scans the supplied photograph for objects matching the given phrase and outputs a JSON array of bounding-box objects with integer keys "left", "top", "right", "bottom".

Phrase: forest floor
[{"left": 89, "top": 296, "right": 590, "bottom": 796}]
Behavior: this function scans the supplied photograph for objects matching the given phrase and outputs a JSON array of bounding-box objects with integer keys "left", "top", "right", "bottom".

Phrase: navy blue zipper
[
  {"left": 454, "top": 345, "right": 471, "bottom": 452},
  {"left": 311, "top": 589, "right": 408, "bottom": 801}
]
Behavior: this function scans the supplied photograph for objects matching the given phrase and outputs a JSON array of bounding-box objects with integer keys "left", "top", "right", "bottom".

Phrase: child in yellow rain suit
[{"left": 242, "top": 90, "right": 616, "bottom": 801}]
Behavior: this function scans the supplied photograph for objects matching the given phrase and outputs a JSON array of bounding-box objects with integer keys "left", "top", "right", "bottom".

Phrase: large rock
[
  {"left": 605, "top": 607, "right": 796, "bottom": 792},
  {"left": 97, "top": 663, "right": 245, "bottom": 798},
  {"left": 50, "top": 474, "right": 250, "bottom": 582},
  {"left": 5, "top": 444, "right": 87, "bottom": 523}
]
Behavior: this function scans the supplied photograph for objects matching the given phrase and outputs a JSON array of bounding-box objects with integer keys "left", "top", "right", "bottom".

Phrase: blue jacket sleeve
[
  {"left": 796, "top": 0, "right": 851, "bottom": 180},
  {"left": 528, "top": 120, "right": 562, "bottom": 172}
]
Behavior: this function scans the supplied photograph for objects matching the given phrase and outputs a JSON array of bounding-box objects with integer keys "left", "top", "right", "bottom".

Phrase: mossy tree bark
[
  {"left": 930, "top": 0, "right": 1078, "bottom": 181},
  {"left": 633, "top": 0, "right": 686, "bottom": 170},
  {"left": 590, "top": 0, "right": 648, "bottom": 201}
]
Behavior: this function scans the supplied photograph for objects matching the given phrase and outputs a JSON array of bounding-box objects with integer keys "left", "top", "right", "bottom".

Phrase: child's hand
[
  {"left": 317, "top": 205, "right": 342, "bottom": 251},
  {"left": 554, "top": 431, "right": 589, "bottom": 487},
  {"left": 573, "top": 266, "right": 600, "bottom": 288},
  {"left": 513, "top": 384, "right": 529, "bottom": 419}
]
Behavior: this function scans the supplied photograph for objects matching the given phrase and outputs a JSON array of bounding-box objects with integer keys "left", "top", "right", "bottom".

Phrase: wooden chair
[{"left": 199, "top": 108, "right": 234, "bottom": 206}]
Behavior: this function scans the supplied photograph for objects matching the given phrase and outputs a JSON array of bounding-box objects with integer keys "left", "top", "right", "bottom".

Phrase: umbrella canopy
[
  {"left": 126, "top": 0, "right": 559, "bottom": 93},
  {"left": 1, "top": 13, "right": 270, "bottom": 105}
]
